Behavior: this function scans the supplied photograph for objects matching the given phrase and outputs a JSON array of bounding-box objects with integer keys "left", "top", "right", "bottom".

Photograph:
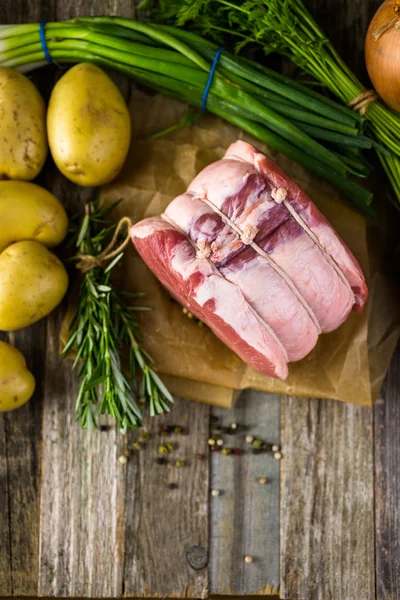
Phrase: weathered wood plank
[
  {"left": 280, "top": 397, "right": 375, "bottom": 600},
  {"left": 123, "top": 396, "right": 210, "bottom": 598},
  {"left": 3, "top": 326, "right": 46, "bottom": 597},
  {"left": 209, "top": 391, "right": 280, "bottom": 596},
  {"left": 38, "top": 308, "right": 127, "bottom": 597},
  {"left": 0, "top": 408, "right": 12, "bottom": 597},
  {"left": 375, "top": 343, "right": 400, "bottom": 600}
]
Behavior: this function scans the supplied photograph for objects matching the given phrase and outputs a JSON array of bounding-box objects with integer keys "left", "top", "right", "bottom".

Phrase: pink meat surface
[{"left": 131, "top": 141, "right": 368, "bottom": 379}]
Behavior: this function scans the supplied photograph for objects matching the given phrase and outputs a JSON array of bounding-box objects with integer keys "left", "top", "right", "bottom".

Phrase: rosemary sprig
[{"left": 63, "top": 199, "right": 173, "bottom": 433}]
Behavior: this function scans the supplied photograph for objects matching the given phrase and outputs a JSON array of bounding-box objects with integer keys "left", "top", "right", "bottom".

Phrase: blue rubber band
[
  {"left": 202, "top": 47, "right": 224, "bottom": 111},
  {"left": 39, "top": 21, "right": 53, "bottom": 64}
]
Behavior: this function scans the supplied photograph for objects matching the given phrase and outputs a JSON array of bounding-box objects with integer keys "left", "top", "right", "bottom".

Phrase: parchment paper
[{"left": 62, "top": 90, "right": 400, "bottom": 407}]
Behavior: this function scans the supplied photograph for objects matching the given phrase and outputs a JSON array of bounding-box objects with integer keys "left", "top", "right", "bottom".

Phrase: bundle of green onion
[
  {"left": 156, "top": 0, "right": 400, "bottom": 208},
  {"left": 0, "top": 17, "right": 375, "bottom": 213}
]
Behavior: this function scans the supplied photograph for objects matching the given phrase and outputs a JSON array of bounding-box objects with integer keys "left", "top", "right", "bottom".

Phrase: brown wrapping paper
[{"left": 62, "top": 90, "right": 400, "bottom": 407}]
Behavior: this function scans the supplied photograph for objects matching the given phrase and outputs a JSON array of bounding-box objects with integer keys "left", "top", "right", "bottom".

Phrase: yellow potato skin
[
  {"left": 47, "top": 63, "right": 131, "bottom": 186},
  {"left": 0, "top": 181, "right": 68, "bottom": 253},
  {"left": 0, "top": 341, "right": 35, "bottom": 412},
  {"left": 0, "top": 241, "right": 69, "bottom": 331},
  {"left": 0, "top": 67, "right": 48, "bottom": 181}
]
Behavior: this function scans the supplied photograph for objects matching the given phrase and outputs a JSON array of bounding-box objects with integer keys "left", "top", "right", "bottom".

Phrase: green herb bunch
[
  {"left": 155, "top": 0, "right": 400, "bottom": 208},
  {"left": 63, "top": 200, "right": 173, "bottom": 433}
]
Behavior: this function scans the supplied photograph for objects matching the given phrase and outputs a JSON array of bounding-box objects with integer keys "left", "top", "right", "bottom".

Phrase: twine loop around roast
[
  {"left": 348, "top": 89, "right": 378, "bottom": 116},
  {"left": 75, "top": 216, "right": 133, "bottom": 273}
]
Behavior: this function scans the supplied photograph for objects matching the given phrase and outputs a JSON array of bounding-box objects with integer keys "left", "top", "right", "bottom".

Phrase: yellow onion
[{"left": 365, "top": 0, "right": 400, "bottom": 111}]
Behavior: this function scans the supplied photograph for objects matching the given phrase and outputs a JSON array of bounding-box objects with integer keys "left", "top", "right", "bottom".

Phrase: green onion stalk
[
  {"left": 155, "top": 0, "right": 400, "bottom": 207},
  {"left": 0, "top": 18, "right": 376, "bottom": 213}
]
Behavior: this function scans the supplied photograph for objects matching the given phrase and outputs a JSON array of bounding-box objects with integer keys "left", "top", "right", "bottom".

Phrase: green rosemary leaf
[
  {"left": 64, "top": 198, "right": 173, "bottom": 433},
  {"left": 104, "top": 252, "right": 124, "bottom": 274}
]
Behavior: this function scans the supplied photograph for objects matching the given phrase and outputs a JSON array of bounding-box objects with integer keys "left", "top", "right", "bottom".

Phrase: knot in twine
[
  {"left": 348, "top": 89, "right": 378, "bottom": 116},
  {"left": 75, "top": 216, "right": 133, "bottom": 274}
]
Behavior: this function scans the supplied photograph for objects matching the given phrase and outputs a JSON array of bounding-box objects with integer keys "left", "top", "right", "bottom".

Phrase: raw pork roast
[{"left": 131, "top": 141, "right": 368, "bottom": 380}]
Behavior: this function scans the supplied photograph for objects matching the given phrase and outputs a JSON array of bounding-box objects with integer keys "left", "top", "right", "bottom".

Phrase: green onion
[
  {"left": 154, "top": 0, "right": 400, "bottom": 208},
  {"left": 0, "top": 16, "right": 377, "bottom": 211}
]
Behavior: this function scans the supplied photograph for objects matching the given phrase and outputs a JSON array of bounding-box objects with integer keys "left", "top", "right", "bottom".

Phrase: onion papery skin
[{"left": 365, "top": 0, "right": 400, "bottom": 112}]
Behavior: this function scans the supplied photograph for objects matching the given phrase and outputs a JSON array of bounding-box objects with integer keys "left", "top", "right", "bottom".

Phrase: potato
[
  {"left": 0, "top": 181, "right": 68, "bottom": 253},
  {"left": 0, "top": 341, "right": 35, "bottom": 411},
  {"left": 47, "top": 63, "right": 131, "bottom": 186},
  {"left": 0, "top": 67, "right": 47, "bottom": 181},
  {"left": 0, "top": 241, "right": 68, "bottom": 331}
]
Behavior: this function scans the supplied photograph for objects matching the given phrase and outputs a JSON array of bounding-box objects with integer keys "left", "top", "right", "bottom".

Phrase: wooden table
[{"left": 1, "top": 1, "right": 399, "bottom": 598}]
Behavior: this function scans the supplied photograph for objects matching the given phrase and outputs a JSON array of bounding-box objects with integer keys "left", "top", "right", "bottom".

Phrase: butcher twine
[
  {"left": 348, "top": 89, "right": 378, "bottom": 116},
  {"left": 74, "top": 216, "right": 133, "bottom": 274},
  {"left": 193, "top": 194, "right": 323, "bottom": 334},
  {"left": 161, "top": 211, "right": 290, "bottom": 361}
]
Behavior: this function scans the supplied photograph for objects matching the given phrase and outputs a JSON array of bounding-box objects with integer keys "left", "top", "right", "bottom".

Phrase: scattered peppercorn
[
  {"left": 258, "top": 477, "right": 268, "bottom": 485},
  {"left": 272, "top": 444, "right": 280, "bottom": 453},
  {"left": 251, "top": 448, "right": 263, "bottom": 455},
  {"left": 230, "top": 422, "right": 238, "bottom": 430},
  {"left": 182, "top": 427, "right": 189, "bottom": 436},
  {"left": 175, "top": 460, "right": 184, "bottom": 468},
  {"left": 139, "top": 431, "right": 150, "bottom": 442},
  {"left": 210, "top": 446, "right": 220, "bottom": 452},
  {"left": 245, "top": 435, "right": 254, "bottom": 444},
  {"left": 168, "top": 483, "right": 178, "bottom": 490},
  {"left": 156, "top": 457, "right": 168, "bottom": 465},
  {"left": 211, "top": 489, "right": 220, "bottom": 496},
  {"left": 195, "top": 453, "right": 205, "bottom": 460},
  {"left": 187, "top": 312, "right": 194, "bottom": 319},
  {"left": 182, "top": 307, "right": 188, "bottom": 314},
  {"left": 208, "top": 438, "right": 216, "bottom": 446},
  {"left": 174, "top": 426, "right": 183, "bottom": 434},
  {"left": 216, "top": 439, "right": 224, "bottom": 447},
  {"left": 252, "top": 439, "right": 263, "bottom": 448},
  {"left": 118, "top": 456, "right": 127, "bottom": 465},
  {"left": 233, "top": 447, "right": 243, "bottom": 456},
  {"left": 124, "top": 450, "right": 132, "bottom": 458},
  {"left": 274, "top": 452, "right": 282, "bottom": 460},
  {"left": 244, "top": 555, "right": 253, "bottom": 564},
  {"left": 212, "top": 424, "right": 224, "bottom": 433},
  {"left": 221, "top": 448, "right": 231, "bottom": 456},
  {"left": 132, "top": 442, "right": 142, "bottom": 451},
  {"left": 166, "top": 443, "right": 175, "bottom": 452},
  {"left": 158, "top": 445, "right": 168, "bottom": 454},
  {"left": 99, "top": 425, "right": 109, "bottom": 432}
]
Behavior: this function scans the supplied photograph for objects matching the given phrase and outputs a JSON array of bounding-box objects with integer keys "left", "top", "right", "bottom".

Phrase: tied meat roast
[{"left": 130, "top": 141, "right": 368, "bottom": 380}]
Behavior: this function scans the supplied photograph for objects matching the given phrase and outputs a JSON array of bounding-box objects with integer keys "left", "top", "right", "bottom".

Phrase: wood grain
[
  {"left": 123, "top": 397, "right": 209, "bottom": 598},
  {"left": 0, "top": 411, "right": 12, "bottom": 597},
  {"left": 280, "top": 397, "right": 375, "bottom": 600},
  {"left": 209, "top": 391, "right": 280, "bottom": 596},
  {"left": 375, "top": 344, "right": 400, "bottom": 600}
]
